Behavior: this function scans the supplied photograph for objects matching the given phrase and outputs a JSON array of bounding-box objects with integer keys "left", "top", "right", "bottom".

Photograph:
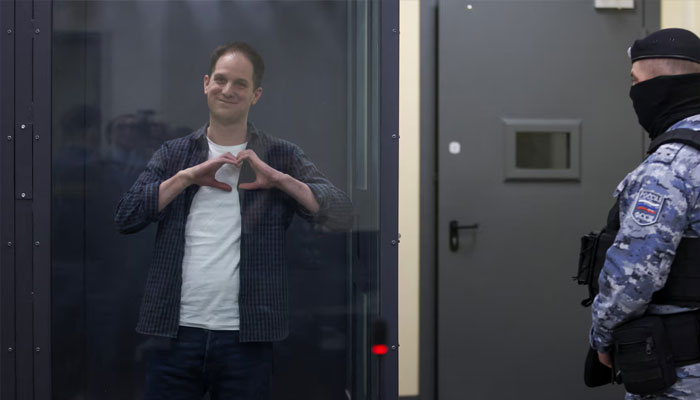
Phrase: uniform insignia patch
[{"left": 632, "top": 189, "right": 665, "bottom": 226}]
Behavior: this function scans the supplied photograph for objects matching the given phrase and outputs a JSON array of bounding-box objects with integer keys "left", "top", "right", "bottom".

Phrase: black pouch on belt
[{"left": 612, "top": 316, "right": 677, "bottom": 395}]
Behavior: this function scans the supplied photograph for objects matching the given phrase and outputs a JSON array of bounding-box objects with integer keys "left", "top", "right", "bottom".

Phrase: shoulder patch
[{"left": 632, "top": 189, "right": 665, "bottom": 226}]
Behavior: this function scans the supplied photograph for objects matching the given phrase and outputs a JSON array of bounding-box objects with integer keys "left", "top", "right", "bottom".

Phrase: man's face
[
  {"left": 204, "top": 52, "right": 262, "bottom": 125},
  {"left": 630, "top": 60, "right": 659, "bottom": 86}
]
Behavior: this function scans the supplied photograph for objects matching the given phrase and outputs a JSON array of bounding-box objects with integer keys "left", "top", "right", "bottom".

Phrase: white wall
[
  {"left": 662, "top": 0, "right": 700, "bottom": 32},
  {"left": 399, "top": 0, "right": 421, "bottom": 396}
]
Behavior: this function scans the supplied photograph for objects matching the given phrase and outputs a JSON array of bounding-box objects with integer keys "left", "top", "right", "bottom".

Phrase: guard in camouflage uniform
[{"left": 590, "top": 28, "right": 700, "bottom": 399}]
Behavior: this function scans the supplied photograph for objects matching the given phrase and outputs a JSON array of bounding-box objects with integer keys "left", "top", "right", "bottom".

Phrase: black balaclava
[
  {"left": 629, "top": 73, "right": 700, "bottom": 140},
  {"left": 628, "top": 28, "right": 700, "bottom": 139}
]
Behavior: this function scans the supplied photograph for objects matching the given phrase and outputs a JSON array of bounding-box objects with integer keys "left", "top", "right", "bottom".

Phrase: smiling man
[{"left": 115, "top": 42, "right": 352, "bottom": 400}]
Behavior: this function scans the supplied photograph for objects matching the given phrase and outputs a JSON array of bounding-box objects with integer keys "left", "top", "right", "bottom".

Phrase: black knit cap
[{"left": 630, "top": 28, "right": 700, "bottom": 64}]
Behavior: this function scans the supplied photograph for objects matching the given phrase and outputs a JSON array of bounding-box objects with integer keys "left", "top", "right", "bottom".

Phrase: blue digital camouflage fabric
[{"left": 591, "top": 114, "right": 700, "bottom": 398}]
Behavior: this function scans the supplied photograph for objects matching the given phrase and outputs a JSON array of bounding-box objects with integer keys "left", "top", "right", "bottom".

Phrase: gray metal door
[{"left": 437, "top": 1, "right": 657, "bottom": 398}]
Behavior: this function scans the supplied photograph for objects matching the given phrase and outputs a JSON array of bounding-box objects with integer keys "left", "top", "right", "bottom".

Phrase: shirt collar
[{"left": 190, "top": 121, "right": 260, "bottom": 144}]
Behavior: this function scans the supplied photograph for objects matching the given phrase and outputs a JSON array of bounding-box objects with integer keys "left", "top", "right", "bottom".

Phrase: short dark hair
[
  {"left": 209, "top": 41, "right": 265, "bottom": 89},
  {"left": 638, "top": 58, "right": 700, "bottom": 76}
]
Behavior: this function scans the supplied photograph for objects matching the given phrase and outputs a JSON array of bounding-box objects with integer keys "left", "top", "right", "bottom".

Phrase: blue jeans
[{"left": 144, "top": 327, "right": 273, "bottom": 400}]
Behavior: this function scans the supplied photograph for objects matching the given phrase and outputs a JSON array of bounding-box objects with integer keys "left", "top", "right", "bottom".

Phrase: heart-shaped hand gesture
[
  {"left": 181, "top": 153, "right": 239, "bottom": 191},
  {"left": 232, "top": 149, "right": 283, "bottom": 190}
]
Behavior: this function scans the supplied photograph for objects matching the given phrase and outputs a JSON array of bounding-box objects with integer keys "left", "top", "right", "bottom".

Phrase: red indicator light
[{"left": 372, "top": 344, "right": 389, "bottom": 355}]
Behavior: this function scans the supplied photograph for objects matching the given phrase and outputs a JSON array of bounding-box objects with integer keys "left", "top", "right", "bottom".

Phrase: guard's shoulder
[
  {"left": 675, "top": 144, "right": 700, "bottom": 185},
  {"left": 629, "top": 143, "right": 681, "bottom": 183},
  {"left": 648, "top": 142, "right": 685, "bottom": 165},
  {"left": 674, "top": 142, "right": 700, "bottom": 163},
  {"left": 649, "top": 142, "right": 700, "bottom": 165},
  {"left": 641, "top": 143, "right": 700, "bottom": 189}
]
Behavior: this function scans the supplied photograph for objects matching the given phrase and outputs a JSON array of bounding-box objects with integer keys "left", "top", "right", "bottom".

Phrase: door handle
[{"left": 449, "top": 220, "right": 479, "bottom": 252}]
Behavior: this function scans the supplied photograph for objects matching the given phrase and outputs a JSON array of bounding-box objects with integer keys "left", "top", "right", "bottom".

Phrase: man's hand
[
  {"left": 598, "top": 351, "right": 612, "bottom": 368},
  {"left": 180, "top": 153, "right": 239, "bottom": 191},
  {"left": 158, "top": 153, "right": 237, "bottom": 212},
  {"left": 232, "top": 149, "right": 283, "bottom": 190},
  {"left": 233, "top": 149, "right": 320, "bottom": 213}
]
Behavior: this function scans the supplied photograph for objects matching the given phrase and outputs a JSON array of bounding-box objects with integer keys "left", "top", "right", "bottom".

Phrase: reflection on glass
[
  {"left": 51, "top": 1, "right": 381, "bottom": 399},
  {"left": 515, "top": 131, "right": 571, "bottom": 169}
]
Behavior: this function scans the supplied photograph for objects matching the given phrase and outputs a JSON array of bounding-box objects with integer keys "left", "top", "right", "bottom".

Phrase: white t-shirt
[{"left": 179, "top": 137, "right": 247, "bottom": 330}]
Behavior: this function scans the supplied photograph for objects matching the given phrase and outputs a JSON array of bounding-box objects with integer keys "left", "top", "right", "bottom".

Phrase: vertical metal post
[
  {"left": 2, "top": 1, "right": 52, "bottom": 399},
  {"left": 419, "top": 1, "right": 438, "bottom": 398},
  {"left": 0, "top": 0, "right": 17, "bottom": 398},
  {"left": 379, "top": 0, "right": 399, "bottom": 398},
  {"left": 14, "top": 0, "right": 35, "bottom": 398},
  {"left": 33, "top": 1, "right": 52, "bottom": 399}
]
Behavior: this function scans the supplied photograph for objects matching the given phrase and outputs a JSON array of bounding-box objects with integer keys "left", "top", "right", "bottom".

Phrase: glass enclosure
[{"left": 50, "top": 1, "right": 383, "bottom": 398}]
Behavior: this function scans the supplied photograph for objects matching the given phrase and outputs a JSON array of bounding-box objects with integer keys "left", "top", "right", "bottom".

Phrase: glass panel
[
  {"left": 515, "top": 131, "right": 571, "bottom": 169},
  {"left": 51, "top": 1, "right": 382, "bottom": 399}
]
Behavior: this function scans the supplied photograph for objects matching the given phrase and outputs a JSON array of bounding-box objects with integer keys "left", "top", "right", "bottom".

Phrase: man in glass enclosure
[{"left": 114, "top": 41, "right": 352, "bottom": 399}]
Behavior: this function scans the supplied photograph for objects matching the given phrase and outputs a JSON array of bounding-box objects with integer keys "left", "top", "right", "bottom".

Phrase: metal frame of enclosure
[{"left": 1, "top": 0, "right": 52, "bottom": 398}]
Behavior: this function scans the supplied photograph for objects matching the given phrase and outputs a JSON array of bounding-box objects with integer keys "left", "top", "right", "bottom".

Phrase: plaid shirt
[{"left": 114, "top": 122, "right": 352, "bottom": 341}]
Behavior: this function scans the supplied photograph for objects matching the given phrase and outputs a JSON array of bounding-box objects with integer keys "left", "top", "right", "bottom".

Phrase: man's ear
[
  {"left": 203, "top": 75, "right": 210, "bottom": 94},
  {"left": 251, "top": 87, "right": 263, "bottom": 105}
]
